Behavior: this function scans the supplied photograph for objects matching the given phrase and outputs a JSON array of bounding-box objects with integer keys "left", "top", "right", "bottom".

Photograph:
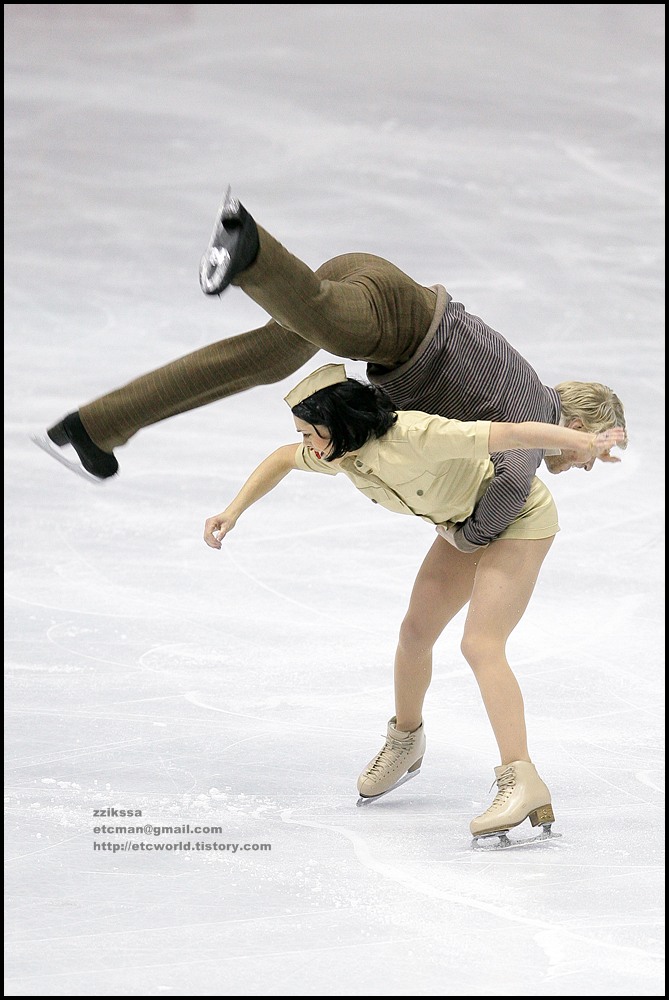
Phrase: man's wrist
[{"left": 453, "top": 527, "right": 486, "bottom": 553}]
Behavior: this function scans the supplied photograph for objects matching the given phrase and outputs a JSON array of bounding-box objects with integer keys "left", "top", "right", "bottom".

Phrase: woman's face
[{"left": 294, "top": 418, "right": 332, "bottom": 459}]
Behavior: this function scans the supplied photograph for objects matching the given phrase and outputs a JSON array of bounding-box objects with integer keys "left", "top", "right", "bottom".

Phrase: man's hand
[
  {"left": 203, "top": 511, "right": 237, "bottom": 549},
  {"left": 436, "top": 524, "right": 486, "bottom": 553}
]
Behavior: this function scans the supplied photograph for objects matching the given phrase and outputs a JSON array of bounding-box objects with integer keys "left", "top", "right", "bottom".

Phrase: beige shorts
[{"left": 498, "top": 476, "right": 559, "bottom": 541}]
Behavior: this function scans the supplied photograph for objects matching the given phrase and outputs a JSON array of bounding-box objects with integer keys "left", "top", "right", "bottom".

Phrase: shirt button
[
  {"left": 355, "top": 460, "right": 363, "bottom": 468},
  {"left": 371, "top": 499, "right": 378, "bottom": 504},
  {"left": 417, "top": 489, "right": 424, "bottom": 496}
]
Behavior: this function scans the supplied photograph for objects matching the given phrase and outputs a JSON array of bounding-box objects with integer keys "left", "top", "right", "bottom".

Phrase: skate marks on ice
[
  {"left": 280, "top": 807, "right": 660, "bottom": 984},
  {"left": 30, "top": 432, "right": 107, "bottom": 485},
  {"left": 281, "top": 810, "right": 587, "bottom": 930}
]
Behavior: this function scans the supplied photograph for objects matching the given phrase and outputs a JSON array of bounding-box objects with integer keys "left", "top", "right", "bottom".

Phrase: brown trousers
[{"left": 80, "top": 225, "right": 437, "bottom": 451}]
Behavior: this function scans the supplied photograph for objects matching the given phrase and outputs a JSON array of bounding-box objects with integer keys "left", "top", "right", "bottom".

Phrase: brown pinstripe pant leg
[{"left": 80, "top": 225, "right": 435, "bottom": 452}]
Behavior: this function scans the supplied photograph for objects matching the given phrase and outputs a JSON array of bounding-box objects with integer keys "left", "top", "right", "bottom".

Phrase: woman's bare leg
[
  {"left": 461, "top": 536, "right": 554, "bottom": 764},
  {"left": 394, "top": 536, "right": 480, "bottom": 731}
]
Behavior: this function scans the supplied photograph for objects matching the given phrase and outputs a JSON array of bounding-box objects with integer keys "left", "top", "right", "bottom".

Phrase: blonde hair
[{"left": 555, "top": 381, "right": 628, "bottom": 449}]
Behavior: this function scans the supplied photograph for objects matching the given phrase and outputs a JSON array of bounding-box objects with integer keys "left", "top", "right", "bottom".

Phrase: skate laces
[
  {"left": 366, "top": 734, "right": 413, "bottom": 775},
  {"left": 486, "top": 765, "right": 516, "bottom": 811}
]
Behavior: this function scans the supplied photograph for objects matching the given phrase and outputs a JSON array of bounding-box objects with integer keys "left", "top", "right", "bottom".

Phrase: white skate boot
[
  {"left": 470, "top": 760, "right": 558, "bottom": 848},
  {"left": 356, "top": 717, "right": 425, "bottom": 804}
]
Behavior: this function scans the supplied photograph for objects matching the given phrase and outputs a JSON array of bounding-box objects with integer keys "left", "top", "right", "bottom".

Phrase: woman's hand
[
  {"left": 203, "top": 511, "right": 237, "bottom": 550},
  {"left": 202, "top": 446, "right": 298, "bottom": 550},
  {"left": 578, "top": 427, "right": 626, "bottom": 461}
]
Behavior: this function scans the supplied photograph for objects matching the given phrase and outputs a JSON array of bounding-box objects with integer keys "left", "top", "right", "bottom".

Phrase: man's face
[
  {"left": 544, "top": 449, "right": 596, "bottom": 474},
  {"left": 543, "top": 419, "right": 620, "bottom": 475}
]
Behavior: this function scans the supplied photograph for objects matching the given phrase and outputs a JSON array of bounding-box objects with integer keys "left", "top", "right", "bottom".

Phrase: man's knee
[{"left": 315, "top": 253, "right": 383, "bottom": 282}]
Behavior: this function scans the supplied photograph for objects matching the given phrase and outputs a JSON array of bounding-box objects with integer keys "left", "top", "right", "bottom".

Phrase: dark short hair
[{"left": 291, "top": 379, "right": 398, "bottom": 460}]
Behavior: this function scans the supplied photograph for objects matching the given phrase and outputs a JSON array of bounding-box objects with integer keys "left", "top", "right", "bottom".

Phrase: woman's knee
[
  {"left": 398, "top": 614, "right": 437, "bottom": 653},
  {"left": 460, "top": 629, "right": 503, "bottom": 671}
]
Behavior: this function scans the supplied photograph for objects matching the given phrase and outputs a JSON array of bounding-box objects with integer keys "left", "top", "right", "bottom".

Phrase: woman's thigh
[
  {"left": 402, "top": 536, "right": 480, "bottom": 646},
  {"left": 464, "top": 537, "right": 555, "bottom": 646}
]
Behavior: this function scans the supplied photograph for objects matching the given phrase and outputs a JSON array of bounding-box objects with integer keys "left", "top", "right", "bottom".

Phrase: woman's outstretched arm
[
  {"left": 488, "top": 422, "right": 625, "bottom": 459},
  {"left": 203, "top": 444, "right": 298, "bottom": 549}
]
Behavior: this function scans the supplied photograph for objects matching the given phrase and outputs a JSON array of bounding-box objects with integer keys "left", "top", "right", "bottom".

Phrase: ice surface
[{"left": 4, "top": 5, "right": 664, "bottom": 996}]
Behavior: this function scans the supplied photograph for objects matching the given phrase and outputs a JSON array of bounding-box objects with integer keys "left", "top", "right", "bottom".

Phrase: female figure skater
[{"left": 202, "top": 363, "right": 626, "bottom": 842}]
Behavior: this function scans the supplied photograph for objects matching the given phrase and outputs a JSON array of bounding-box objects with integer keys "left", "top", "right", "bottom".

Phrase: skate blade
[
  {"left": 471, "top": 826, "right": 563, "bottom": 851},
  {"left": 356, "top": 767, "right": 421, "bottom": 807},
  {"left": 208, "top": 185, "right": 236, "bottom": 240},
  {"left": 30, "top": 433, "right": 106, "bottom": 485}
]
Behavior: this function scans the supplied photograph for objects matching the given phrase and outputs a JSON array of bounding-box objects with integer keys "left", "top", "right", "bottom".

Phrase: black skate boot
[
  {"left": 199, "top": 186, "right": 260, "bottom": 295},
  {"left": 42, "top": 412, "right": 119, "bottom": 479}
]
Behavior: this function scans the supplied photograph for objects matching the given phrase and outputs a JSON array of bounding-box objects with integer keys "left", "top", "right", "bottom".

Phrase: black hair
[{"left": 291, "top": 379, "right": 398, "bottom": 460}]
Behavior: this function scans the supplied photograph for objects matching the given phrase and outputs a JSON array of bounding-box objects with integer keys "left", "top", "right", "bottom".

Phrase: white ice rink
[{"left": 4, "top": 4, "right": 665, "bottom": 996}]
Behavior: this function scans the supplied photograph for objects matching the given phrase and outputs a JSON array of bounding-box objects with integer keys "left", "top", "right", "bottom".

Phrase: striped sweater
[{"left": 368, "top": 295, "right": 561, "bottom": 547}]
